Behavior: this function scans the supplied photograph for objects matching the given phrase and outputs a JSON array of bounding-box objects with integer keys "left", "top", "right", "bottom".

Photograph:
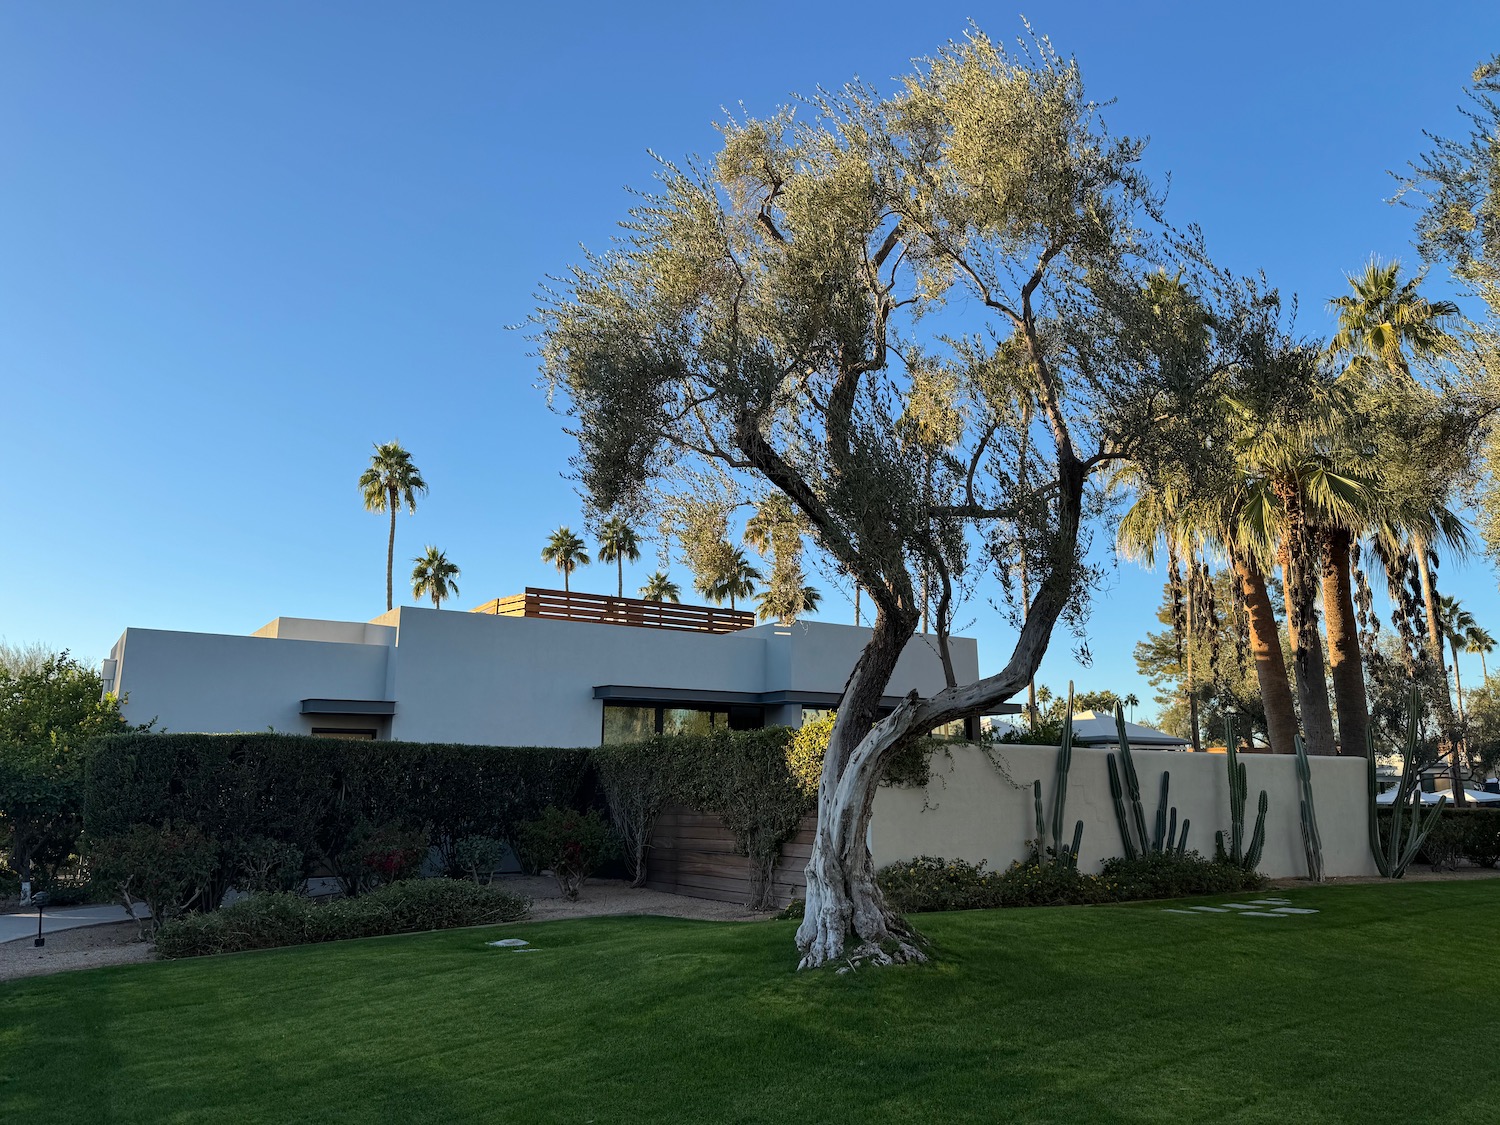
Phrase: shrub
[
  {"left": 235, "top": 836, "right": 306, "bottom": 895},
  {"left": 1098, "top": 852, "right": 1266, "bottom": 899},
  {"left": 877, "top": 851, "right": 1264, "bottom": 914},
  {"left": 592, "top": 737, "right": 692, "bottom": 887},
  {"left": 154, "top": 878, "right": 531, "bottom": 959},
  {"left": 354, "top": 823, "right": 429, "bottom": 889},
  {"left": 1401, "top": 809, "right": 1500, "bottom": 869},
  {"left": 452, "top": 835, "right": 506, "bottom": 884},
  {"left": 517, "top": 806, "right": 616, "bottom": 901},
  {"left": 784, "top": 711, "right": 934, "bottom": 796},
  {"left": 90, "top": 821, "right": 218, "bottom": 936}
]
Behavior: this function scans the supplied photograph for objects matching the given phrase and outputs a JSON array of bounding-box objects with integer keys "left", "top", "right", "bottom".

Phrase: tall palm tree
[
  {"left": 1124, "top": 693, "right": 1140, "bottom": 722},
  {"left": 699, "top": 549, "right": 761, "bottom": 612},
  {"left": 541, "top": 527, "right": 590, "bottom": 593},
  {"left": 639, "top": 572, "right": 681, "bottom": 602},
  {"left": 597, "top": 518, "right": 641, "bottom": 598},
  {"left": 359, "top": 442, "right": 428, "bottom": 612},
  {"left": 1468, "top": 626, "right": 1495, "bottom": 684},
  {"left": 1440, "top": 595, "right": 1479, "bottom": 726},
  {"left": 411, "top": 547, "right": 461, "bottom": 609}
]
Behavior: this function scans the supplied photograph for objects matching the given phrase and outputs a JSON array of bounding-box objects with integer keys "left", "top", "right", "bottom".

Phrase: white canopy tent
[{"left": 1066, "top": 710, "right": 1191, "bottom": 749}]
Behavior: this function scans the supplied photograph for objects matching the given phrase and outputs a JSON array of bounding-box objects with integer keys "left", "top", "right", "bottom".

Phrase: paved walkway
[{"left": 0, "top": 902, "right": 150, "bottom": 944}]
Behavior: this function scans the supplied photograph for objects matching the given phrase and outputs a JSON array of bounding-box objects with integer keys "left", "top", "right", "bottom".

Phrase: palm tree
[
  {"left": 639, "top": 572, "right": 681, "bottom": 602},
  {"left": 1124, "top": 693, "right": 1140, "bottom": 722},
  {"left": 1468, "top": 625, "right": 1495, "bottom": 684},
  {"left": 597, "top": 518, "right": 641, "bottom": 598},
  {"left": 1440, "top": 595, "right": 1479, "bottom": 726},
  {"left": 411, "top": 547, "right": 461, "bottom": 609},
  {"left": 359, "top": 442, "right": 428, "bottom": 612},
  {"left": 1327, "top": 258, "right": 1461, "bottom": 384},
  {"left": 756, "top": 581, "right": 822, "bottom": 624},
  {"left": 699, "top": 549, "right": 761, "bottom": 612},
  {"left": 541, "top": 527, "right": 590, "bottom": 593}
]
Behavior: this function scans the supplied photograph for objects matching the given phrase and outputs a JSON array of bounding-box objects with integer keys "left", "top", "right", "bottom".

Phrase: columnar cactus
[
  {"left": 1293, "top": 735, "right": 1325, "bottom": 882},
  {"left": 1369, "top": 686, "right": 1448, "bottom": 877}
]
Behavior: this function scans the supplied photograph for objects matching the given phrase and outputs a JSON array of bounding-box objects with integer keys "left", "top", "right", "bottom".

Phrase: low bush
[
  {"left": 90, "top": 821, "right": 218, "bottom": 936},
  {"left": 452, "top": 835, "right": 506, "bottom": 884},
  {"left": 153, "top": 879, "right": 531, "bottom": 959},
  {"left": 516, "top": 806, "right": 616, "bottom": 901},
  {"left": 1410, "top": 810, "right": 1500, "bottom": 869},
  {"left": 877, "top": 851, "right": 1264, "bottom": 914}
]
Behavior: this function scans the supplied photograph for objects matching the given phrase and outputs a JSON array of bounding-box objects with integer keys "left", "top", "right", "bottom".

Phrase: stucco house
[{"left": 104, "top": 588, "right": 1007, "bottom": 744}]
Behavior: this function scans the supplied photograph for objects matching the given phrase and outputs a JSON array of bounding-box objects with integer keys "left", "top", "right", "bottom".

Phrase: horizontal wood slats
[
  {"left": 645, "top": 804, "right": 817, "bottom": 908},
  {"left": 470, "top": 588, "right": 754, "bottom": 634}
]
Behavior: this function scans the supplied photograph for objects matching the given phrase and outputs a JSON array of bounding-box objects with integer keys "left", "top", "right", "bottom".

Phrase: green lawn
[{"left": 3, "top": 882, "right": 1498, "bottom": 1124}]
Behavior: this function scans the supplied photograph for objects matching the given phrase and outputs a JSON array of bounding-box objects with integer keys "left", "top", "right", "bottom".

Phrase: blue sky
[{"left": 3, "top": 3, "right": 1500, "bottom": 718}]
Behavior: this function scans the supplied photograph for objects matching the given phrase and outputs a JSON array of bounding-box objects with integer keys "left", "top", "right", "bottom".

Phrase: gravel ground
[
  {"left": 0, "top": 921, "right": 152, "bottom": 982},
  {"left": 0, "top": 878, "right": 770, "bottom": 984}
]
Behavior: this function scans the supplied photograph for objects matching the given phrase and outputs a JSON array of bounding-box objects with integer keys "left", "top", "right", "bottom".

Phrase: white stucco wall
[
  {"left": 112, "top": 628, "right": 392, "bottom": 735},
  {"left": 110, "top": 609, "right": 975, "bottom": 746},
  {"left": 870, "top": 743, "right": 1378, "bottom": 880}
]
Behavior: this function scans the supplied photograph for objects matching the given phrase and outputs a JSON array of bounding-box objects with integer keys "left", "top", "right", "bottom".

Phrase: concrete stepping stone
[
  {"left": 1238, "top": 911, "right": 1289, "bottom": 918},
  {"left": 1220, "top": 904, "right": 1258, "bottom": 910},
  {"left": 1249, "top": 898, "right": 1291, "bottom": 905},
  {"left": 1161, "top": 909, "right": 1200, "bottom": 914},
  {"left": 1189, "top": 906, "right": 1229, "bottom": 913},
  {"left": 487, "top": 938, "right": 530, "bottom": 948},
  {"left": 1271, "top": 907, "right": 1319, "bottom": 914}
]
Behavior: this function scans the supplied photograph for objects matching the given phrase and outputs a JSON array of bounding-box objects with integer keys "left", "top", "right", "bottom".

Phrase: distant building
[{"left": 105, "top": 588, "right": 1011, "bottom": 745}]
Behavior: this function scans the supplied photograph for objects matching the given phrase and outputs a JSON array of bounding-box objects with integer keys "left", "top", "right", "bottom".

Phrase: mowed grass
[{"left": 3, "top": 882, "right": 1499, "bottom": 1124}]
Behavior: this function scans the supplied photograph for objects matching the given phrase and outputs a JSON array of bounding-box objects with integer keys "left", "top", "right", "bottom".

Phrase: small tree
[{"left": 538, "top": 27, "right": 1233, "bottom": 967}]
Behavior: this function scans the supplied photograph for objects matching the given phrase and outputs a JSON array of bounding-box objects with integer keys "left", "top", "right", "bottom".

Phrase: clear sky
[{"left": 4, "top": 2, "right": 1500, "bottom": 719}]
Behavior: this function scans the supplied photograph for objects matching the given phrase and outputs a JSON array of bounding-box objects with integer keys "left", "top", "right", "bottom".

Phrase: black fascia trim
[
  {"left": 592, "top": 685, "right": 1020, "bottom": 715},
  {"left": 300, "top": 698, "right": 397, "bottom": 716}
]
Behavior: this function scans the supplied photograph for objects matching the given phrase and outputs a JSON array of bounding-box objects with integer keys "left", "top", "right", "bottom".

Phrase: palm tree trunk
[
  {"left": 1414, "top": 537, "right": 1466, "bottom": 805},
  {"left": 1185, "top": 557, "right": 1201, "bottom": 752},
  {"left": 1483, "top": 652, "right": 1489, "bottom": 684},
  {"left": 617, "top": 557, "right": 623, "bottom": 599},
  {"left": 1452, "top": 640, "right": 1467, "bottom": 725},
  {"left": 854, "top": 584, "right": 861, "bottom": 628},
  {"left": 1320, "top": 527, "right": 1369, "bottom": 756},
  {"left": 1414, "top": 538, "right": 1446, "bottom": 673},
  {"left": 563, "top": 567, "right": 570, "bottom": 594},
  {"left": 386, "top": 495, "right": 397, "bottom": 612},
  {"left": 1232, "top": 546, "right": 1298, "bottom": 755},
  {"left": 1276, "top": 491, "right": 1336, "bottom": 755}
]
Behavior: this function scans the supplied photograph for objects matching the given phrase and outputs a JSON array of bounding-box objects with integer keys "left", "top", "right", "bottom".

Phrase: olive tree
[{"left": 538, "top": 29, "right": 1228, "bottom": 968}]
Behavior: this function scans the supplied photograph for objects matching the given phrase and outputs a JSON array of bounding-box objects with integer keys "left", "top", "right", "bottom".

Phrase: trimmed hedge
[
  {"left": 86, "top": 733, "right": 590, "bottom": 902},
  {"left": 1407, "top": 808, "right": 1500, "bottom": 869},
  {"left": 876, "top": 852, "right": 1266, "bottom": 913},
  {"left": 153, "top": 879, "right": 531, "bottom": 959}
]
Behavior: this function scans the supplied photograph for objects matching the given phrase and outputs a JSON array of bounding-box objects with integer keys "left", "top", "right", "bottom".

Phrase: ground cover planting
[{"left": 3, "top": 881, "right": 1498, "bottom": 1123}]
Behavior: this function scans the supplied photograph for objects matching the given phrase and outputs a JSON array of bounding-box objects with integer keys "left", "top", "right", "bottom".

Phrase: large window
[{"left": 601, "top": 703, "right": 760, "bottom": 745}]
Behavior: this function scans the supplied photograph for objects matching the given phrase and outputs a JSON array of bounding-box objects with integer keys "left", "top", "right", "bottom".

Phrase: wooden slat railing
[{"left": 469, "top": 587, "right": 754, "bottom": 634}]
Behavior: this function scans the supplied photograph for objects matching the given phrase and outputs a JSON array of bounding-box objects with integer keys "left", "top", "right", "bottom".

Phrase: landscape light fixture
[{"left": 32, "top": 891, "right": 50, "bottom": 947}]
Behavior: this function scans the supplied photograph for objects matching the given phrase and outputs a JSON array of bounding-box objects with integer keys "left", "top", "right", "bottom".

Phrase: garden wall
[
  {"left": 869, "top": 743, "right": 1378, "bottom": 880},
  {"left": 645, "top": 804, "right": 812, "bottom": 906}
]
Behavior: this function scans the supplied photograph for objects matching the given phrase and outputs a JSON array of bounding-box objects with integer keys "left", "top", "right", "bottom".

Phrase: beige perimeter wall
[{"left": 869, "top": 743, "right": 1378, "bottom": 880}]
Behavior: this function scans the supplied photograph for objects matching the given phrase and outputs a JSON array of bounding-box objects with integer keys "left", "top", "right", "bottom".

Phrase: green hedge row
[
  {"left": 85, "top": 732, "right": 590, "bottom": 903},
  {"left": 154, "top": 879, "right": 531, "bottom": 959},
  {"left": 1406, "top": 808, "right": 1500, "bottom": 869}
]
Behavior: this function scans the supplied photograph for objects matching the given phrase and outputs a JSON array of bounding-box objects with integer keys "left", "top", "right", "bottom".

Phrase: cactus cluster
[
  {"left": 1369, "top": 686, "right": 1447, "bottom": 878},
  {"left": 1293, "top": 735, "right": 1325, "bottom": 882},
  {"left": 1215, "top": 716, "right": 1268, "bottom": 872},
  {"left": 1106, "top": 703, "right": 1188, "bottom": 858},
  {"left": 1033, "top": 686, "right": 1084, "bottom": 869}
]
